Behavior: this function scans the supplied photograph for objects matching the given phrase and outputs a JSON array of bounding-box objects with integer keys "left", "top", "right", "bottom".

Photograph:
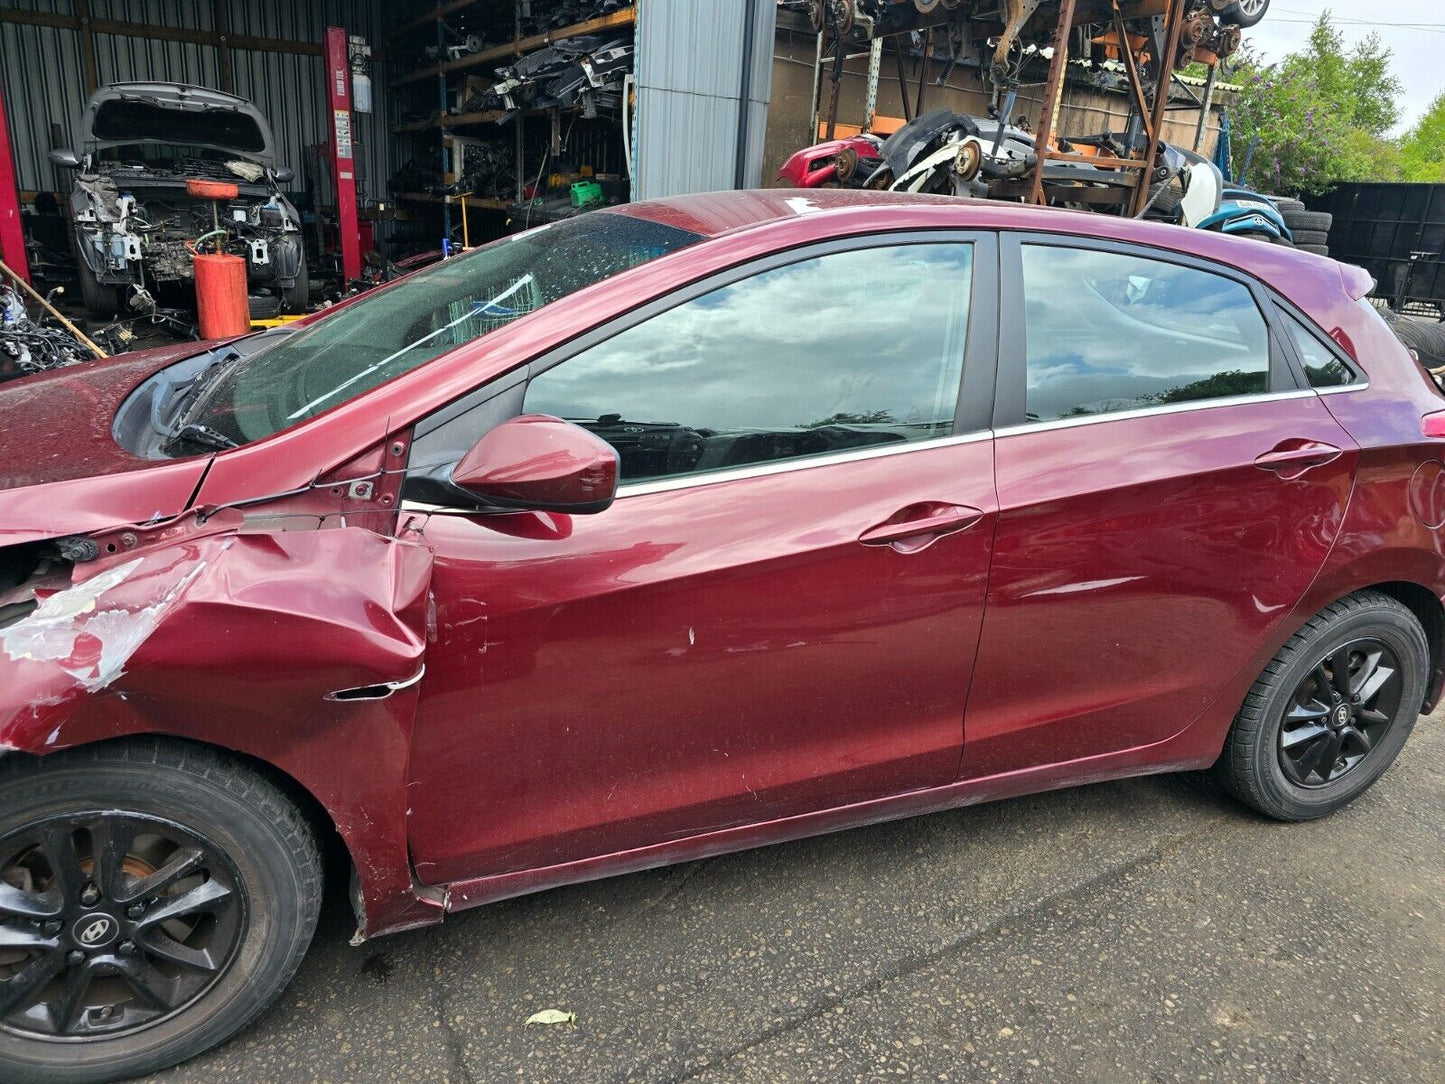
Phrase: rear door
[
  {"left": 405, "top": 232, "right": 1002, "bottom": 883},
  {"left": 962, "top": 235, "right": 1359, "bottom": 779}
]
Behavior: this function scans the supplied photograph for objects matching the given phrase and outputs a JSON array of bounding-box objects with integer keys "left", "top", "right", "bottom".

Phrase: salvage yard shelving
[
  {"left": 389, "top": 6, "right": 637, "bottom": 88},
  {"left": 385, "top": 1, "right": 637, "bottom": 246}
]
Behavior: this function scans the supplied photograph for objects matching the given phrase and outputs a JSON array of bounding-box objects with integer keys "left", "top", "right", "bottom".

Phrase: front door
[
  {"left": 962, "top": 237, "right": 1359, "bottom": 778},
  {"left": 405, "top": 236, "right": 1001, "bottom": 883}
]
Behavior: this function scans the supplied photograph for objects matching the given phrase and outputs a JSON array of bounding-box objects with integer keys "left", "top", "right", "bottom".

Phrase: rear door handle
[
  {"left": 1254, "top": 439, "right": 1343, "bottom": 480},
  {"left": 859, "top": 503, "right": 984, "bottom": 554}
]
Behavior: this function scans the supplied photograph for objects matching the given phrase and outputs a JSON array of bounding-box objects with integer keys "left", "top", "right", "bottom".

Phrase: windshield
[{"left": 168, "top": 212, "right": 703, "bottom": 454}]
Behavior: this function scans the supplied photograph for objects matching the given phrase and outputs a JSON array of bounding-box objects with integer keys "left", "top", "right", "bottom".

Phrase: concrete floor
[{"left": 161, "top": 714, "right": 1444, "bottom": 1083}]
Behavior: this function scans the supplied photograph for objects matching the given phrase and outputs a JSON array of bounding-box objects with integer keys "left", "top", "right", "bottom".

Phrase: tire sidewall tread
[
  {"left": 0, "top": 741, "right": 321, "bottom": 1084},
  {"left": 1218, "top": 591, "right": 1427, "bottom": 822}
]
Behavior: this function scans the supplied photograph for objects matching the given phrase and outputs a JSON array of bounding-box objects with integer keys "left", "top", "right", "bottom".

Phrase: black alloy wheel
[
  {"left": 1278, "top": 639, "right": 1403, "bottom": 788},
  {"left": 1218, "top": 590, "right": 1427, "bottom": 821},
  {"left": 0, "top": 741, "right": 320, "bottom": 1084},
  {"left": 0, "top": 812, "right": 245, "bottom": 1041}
]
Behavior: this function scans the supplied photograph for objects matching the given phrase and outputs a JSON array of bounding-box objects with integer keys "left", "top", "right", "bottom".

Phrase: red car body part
[{"left": 0, "top": 191, "right": 1442, "bottom": 943}]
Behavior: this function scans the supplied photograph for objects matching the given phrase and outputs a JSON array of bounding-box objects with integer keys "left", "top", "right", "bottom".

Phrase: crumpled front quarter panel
[{"left": 0, "top": 526, "right": 440, "bottom": 936}]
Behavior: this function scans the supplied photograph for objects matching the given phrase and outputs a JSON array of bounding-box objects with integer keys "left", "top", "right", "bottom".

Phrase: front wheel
[
  {"left": 279, "top": 256, "right": 310, "bottom": 314},
  {"left": 1217, "top": 591, "right": 1428, "bottom": 821},
  {"left": 0, "top": 741, "right": 321, "bottom": 1083}
]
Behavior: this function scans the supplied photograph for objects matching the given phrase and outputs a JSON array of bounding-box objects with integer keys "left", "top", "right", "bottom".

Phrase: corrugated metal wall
[
  {"left": 0, "top": 0, "right": 394, "bottom": 205},
  {"left": 633, "top": 0, "right": 775, "bottom": 201}
]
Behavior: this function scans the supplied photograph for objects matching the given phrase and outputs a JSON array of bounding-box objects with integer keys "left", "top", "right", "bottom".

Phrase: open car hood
[{"left": 77, "top": 82, "right": 277, "bottom": 165}]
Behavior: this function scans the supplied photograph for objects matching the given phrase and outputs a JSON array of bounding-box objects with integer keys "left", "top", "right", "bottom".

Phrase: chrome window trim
[
  {"left": 992, "top": 388, "right": 1319, "bottom": 438},
  {"left": 615, "top": 430, "right": 992, "bottom": 498},
  {"left": 1316, "top": 382, "right": 1371, "bottom": 396}
]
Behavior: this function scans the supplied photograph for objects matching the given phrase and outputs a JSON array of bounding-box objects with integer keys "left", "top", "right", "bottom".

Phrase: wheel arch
[
  {"left": 0, "top": 730, "right": 411, "bottom": 940},
  {"left": 1356, "top": 580, "right": 1445, "bottom": 711}
]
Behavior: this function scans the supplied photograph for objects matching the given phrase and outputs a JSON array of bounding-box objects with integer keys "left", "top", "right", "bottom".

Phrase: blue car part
[{"left": 1198, "top": 187, "right": 1294, "bottom": 244}]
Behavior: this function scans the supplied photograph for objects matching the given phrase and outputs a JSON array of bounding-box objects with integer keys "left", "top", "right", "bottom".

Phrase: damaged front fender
[{"left": 0, "top": 524, "right": 442, "bottom": 937}]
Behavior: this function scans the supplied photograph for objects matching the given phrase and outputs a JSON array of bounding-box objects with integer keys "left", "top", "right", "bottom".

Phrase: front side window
[
  {"left": 1281, "top": 310, "right": 1357, "bottom": 388},
  {"left": 523, "top": 243, "right": 975, "bottom": 484},
  {"left": 1021, "top": 245, "right": 1271, "bottom": 422}
]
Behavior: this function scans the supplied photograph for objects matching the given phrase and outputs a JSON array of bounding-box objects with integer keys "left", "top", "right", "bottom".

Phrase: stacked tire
[
  {"left": 1378, "top": 304, "right": 1445, "bottom": 372},
  {"left": 1269, "top": 195, "right": 1332, "bottom": 256}
]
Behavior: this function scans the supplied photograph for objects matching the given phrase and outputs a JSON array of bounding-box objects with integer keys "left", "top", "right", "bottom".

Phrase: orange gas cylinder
[{"left": 192, "top": 252, "right": 249, "bottom": 339}]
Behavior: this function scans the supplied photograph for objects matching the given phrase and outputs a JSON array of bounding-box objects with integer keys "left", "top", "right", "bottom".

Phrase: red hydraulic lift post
[
  {"left": 0, "top": 75, "right": 31, "bottom": 285},
  {"left": 325, "top": 26, "right": 362, "bottom": 284}
]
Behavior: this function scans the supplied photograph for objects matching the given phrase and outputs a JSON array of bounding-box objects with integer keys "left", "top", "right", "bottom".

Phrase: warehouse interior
[{"left": 0, "top": 0, "right": 1231, "bottom": 367}]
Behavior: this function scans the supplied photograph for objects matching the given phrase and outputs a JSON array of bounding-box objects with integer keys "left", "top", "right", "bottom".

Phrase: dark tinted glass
[
  {"left": 524, "top": 244, "right": 973, "bottom": 482},
  {"left": 1021, "top": 246, "right": 1271, "bottom": 421},
  {"left": 1281, "top": 311, "right": 1355, "bottom": 388}
]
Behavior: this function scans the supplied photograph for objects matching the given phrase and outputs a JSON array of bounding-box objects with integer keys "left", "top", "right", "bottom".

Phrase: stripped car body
[
  {"left": 1, "top": 190, "right": 1442, "bottom": 954},
  {"left": 50, "top": 83, "right": 306, "bottom": 317}
]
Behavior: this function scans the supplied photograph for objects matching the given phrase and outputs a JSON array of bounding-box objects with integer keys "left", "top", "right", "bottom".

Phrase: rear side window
[
  {"left": 1280, "top": 310, "right": 1357, "bottom": 388},
  {"left": 1021, "top": 245, "right": 1271, "bottom": 422},
  {"left": 524, "top": 243, "right": 974, "bottom": 484}
]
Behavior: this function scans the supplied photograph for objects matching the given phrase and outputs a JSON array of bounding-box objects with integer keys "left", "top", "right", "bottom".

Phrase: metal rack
[
  {"left": 798, "top": 0, "right": 1214, "bottom": 216},
  {"left": 386, "top": 1, "right": 637, "bottom": 244}
]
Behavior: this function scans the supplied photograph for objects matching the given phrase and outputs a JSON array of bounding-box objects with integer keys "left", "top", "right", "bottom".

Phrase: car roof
[{"left": 614, "top": 189, "right": 1372, "bottom": 304}]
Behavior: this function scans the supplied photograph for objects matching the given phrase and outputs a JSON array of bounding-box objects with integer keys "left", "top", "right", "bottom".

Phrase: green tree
[
  {"left": 1400, "top": 92, "right": 1445, "bottom": 183},
  {"left": 1230, "top": 12, "right": 1404, "bottom": 195}
]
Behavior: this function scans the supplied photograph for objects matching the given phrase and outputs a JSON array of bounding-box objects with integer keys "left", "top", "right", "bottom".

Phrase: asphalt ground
[{"left": 161, "top": 712, "right": 1444, "bottom": 1083}]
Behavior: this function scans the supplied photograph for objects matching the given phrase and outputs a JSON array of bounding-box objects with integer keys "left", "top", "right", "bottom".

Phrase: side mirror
[
  {"left": 272, "top": 166, "right": 295, "bottom": 184},
  {"left": 48, "top": 148, "right": 80, "bottom": 169},
  {"left": 449, "top": 414, "right": 619, "bottom": 514}
]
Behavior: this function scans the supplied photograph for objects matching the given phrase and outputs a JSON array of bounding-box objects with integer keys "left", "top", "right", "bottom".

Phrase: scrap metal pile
[
  {"left": 780, "top": 0, "right": 1271, "bottom": 222},
  {"left": 0, "top": 287, "right": 92, "bottom": 382}
]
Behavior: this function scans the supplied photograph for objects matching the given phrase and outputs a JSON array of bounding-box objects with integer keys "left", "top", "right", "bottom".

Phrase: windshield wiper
[{"left": 160, "top": 422, "right": 239, "bottom": 454}]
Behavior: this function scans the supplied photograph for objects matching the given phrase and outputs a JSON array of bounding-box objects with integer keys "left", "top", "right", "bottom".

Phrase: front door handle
[
  {"left": 1254, "top": 439, "right": 1343, "bottom": 480},
  {"left": 859, "top": 503, "right": 984, "bottom": 554}
]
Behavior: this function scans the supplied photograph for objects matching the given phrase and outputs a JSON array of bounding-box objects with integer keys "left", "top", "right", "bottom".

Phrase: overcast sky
[{"left": 1242, "top": 2, "right": 1445, "bottom": 133}]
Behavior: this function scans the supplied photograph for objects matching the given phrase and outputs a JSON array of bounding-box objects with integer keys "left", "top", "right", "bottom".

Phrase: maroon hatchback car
[{"left": 0, "top": 190, "right": 1441, "bottom": 1081}]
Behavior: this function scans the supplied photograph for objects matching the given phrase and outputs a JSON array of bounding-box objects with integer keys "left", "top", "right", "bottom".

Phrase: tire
[
  {"left": 1291, "top": 229, "right": 1329, "bottom": 248},
  {"left": 1216, "top": 591, "right": 1428, "bottom": 821},
  {"left": 75, "top": 261, "right": 123, "bottom": 321},
  {"left": 1298, "top": 243, "right": 1331, "bottom": 257},
  {"left": 1234, "top": 230, "right": 1280, "bottom": 245},
  {"left": 1268, "top": 195, "right": 1305, "bottom": 214},
  {"left": 1391, "top": 316, "right": 1445, "bottom": 367},
  {"left": 280, "top": 256, "right": 309, "bottom": 314},
  {"left": 1220, "top": 0, "right": 1269, "bottom": 29},
  {"left": 1282, "top": 209, "right": 1333, "bottom": 233},
  {"left": 247, "top": 294, "right": 280, "bottom": 320},
  {"left": 0, "top": 740, "right": 321, "bottom": 1083}
]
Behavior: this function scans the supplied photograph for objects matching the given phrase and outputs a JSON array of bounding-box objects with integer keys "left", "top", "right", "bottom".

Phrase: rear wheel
[
  {"left": 1217, "top": 591, "right": 1427, "bottom": 821},
  {"left": 0, "top": 741, "right": 321, "bottom": 1083}
]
